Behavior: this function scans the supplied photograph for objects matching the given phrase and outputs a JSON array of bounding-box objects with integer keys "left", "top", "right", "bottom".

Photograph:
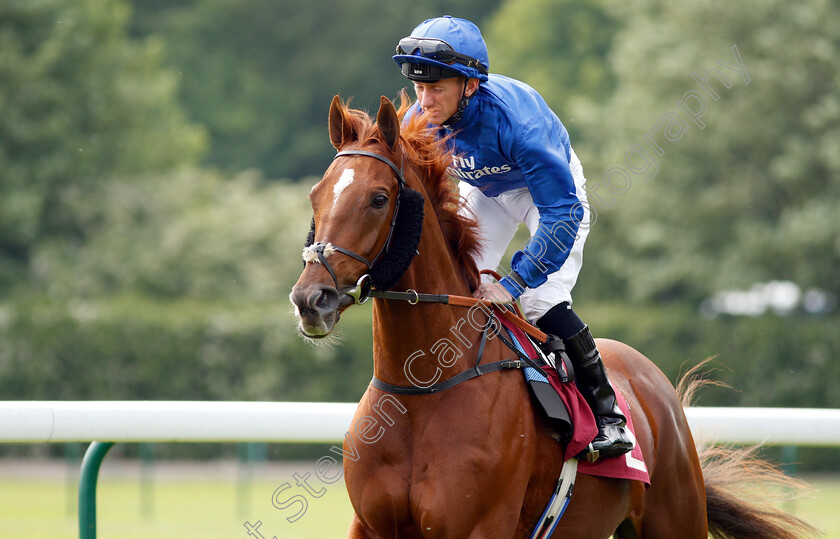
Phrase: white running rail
[{"left": 0, "top": 401, "right": 839, "bottom": 446}]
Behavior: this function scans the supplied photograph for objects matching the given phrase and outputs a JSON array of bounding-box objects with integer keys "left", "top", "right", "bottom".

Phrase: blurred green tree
[
  {"left": 126, "top": 0, "right": 504, "bottom": 180},
  {"left": 577, "top": 0, "right": 840, "bottom": 302},
  {"left": 482, "top": 0, "right": 840, "bottom": 305},
  {"left": 483, "top": 0, "right": 619, "bottom": 136},
  {"left": 0, "top": 0, "right": 205, "bottom": 290},
  {"left": 30, "top": 167, "right": 314, "bottom": 301}
]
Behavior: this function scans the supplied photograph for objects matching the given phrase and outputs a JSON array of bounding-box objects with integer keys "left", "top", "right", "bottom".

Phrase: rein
[
  {"left": 346, "top": 265, "right": 548, "bottom": 344},
  {"left": 364, "top": 286, "right": 548, "bottom": 342}
]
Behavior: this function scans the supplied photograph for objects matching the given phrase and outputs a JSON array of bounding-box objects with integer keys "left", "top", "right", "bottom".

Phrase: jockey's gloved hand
[{"left": 474, "top": 282, "right": 514, "bottom": 305}]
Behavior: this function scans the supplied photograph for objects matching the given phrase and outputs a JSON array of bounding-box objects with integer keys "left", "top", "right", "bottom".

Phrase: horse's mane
[{"left": 334, "top": 92, "right": 482, "bottom": 290}]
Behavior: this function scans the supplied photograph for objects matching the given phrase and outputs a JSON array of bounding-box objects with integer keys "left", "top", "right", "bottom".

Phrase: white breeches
[{"left": 458, "top": 148, "right": 591, "bottom": 323}]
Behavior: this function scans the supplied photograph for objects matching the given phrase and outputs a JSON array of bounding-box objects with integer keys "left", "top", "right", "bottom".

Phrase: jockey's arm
[{"left": 497, "top": 117, "right": 582, "bottom": 299}]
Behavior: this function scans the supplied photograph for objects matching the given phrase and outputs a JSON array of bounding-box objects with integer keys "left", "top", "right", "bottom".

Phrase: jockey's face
[{"left": 413, "top": 77, "right": 478, "bottom": 125}]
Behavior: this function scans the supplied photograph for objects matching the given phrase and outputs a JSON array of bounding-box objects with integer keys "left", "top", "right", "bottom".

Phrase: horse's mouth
[
  {"left": 290, "top": 284, "right": 346, "bottom": 339},
  {"left": 295, "top": 311, "right": 340, "bottom": 339}
]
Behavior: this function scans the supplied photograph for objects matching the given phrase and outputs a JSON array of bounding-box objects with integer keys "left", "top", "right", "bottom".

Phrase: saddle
[
  {"left": 496, "top": 314, "right": 578, "bottom": 441},
  {"left": 497, "top": 311, "right": 650, "bottom": 483}
]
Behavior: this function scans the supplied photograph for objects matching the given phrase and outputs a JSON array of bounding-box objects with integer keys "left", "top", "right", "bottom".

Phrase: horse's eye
[{"left": 372, "top": 194, "right": 388, "bottom": 208}]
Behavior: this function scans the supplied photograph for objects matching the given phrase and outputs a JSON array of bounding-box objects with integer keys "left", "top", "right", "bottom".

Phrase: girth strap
[
  {"left": 496, "top": 328, "right": 557, "bottom": 375},
  {"left": 530, "top": 458, "right": 579, "bottom": 539}
]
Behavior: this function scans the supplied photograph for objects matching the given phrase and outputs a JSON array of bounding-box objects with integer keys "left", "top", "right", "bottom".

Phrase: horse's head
[{"left": 290, "top": 96, "right": 424, "bottom": 338}]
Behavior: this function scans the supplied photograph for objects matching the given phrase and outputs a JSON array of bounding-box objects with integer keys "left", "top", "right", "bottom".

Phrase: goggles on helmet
[
  {"left": 400, "top": 62, "right": 462, "bottom": 81},
  {"left": 396, "top": 37, "right": 488, "bottom": 76}
]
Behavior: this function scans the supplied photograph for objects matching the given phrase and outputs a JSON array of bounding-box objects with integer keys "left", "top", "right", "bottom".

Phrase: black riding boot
[{"left": 564, "top": 326, "right": 633, "bottom": 461}]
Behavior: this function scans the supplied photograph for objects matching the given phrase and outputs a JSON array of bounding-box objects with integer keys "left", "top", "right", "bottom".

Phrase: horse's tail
[
  {"left": 677, "top": 361, "right": 819, "bottom": 539},
  {"left": 699, "top": 444, "right": 817, "bottom": 538}
]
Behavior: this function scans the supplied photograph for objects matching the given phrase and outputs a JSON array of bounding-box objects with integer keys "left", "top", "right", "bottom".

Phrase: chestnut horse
[{"left": 291, "top": 95, "right": 814, "bottom": 538}]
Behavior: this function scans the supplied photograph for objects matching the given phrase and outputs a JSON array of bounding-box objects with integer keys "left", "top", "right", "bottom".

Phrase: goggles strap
[
  {"left": 442, "top": 78, "right": 472, "bottom": 127},
  {"left": 397, "top": 37, "right": 487, "bottom": 76}
]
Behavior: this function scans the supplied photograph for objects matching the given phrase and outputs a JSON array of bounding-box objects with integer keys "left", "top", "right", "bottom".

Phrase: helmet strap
[{"left": 442, "top": 78, "right": 472, "bottom": 127}]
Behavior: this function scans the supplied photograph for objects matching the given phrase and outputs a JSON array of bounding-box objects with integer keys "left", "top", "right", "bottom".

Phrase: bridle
[
  {"left": 303, "top": 149, "right": 406, "bottom": 301},
  {"left": 302, "top": 148, "right": 566, "bottom": 397},
  {"left": 302, "top": 148, "right": 550, "bottom": 344}
]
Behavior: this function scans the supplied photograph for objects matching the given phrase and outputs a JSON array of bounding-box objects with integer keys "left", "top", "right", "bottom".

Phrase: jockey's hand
[{"left": 474, "top": 282, "right": 514, "bottom": 305}]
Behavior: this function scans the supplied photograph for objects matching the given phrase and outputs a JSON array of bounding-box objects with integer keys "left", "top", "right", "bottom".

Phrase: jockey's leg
[
  {"left": 536, "top": 303, "right": 633, "bottom": 461},
  {"left": 457, "top": 182, "right": 520, "bottom": 277}
]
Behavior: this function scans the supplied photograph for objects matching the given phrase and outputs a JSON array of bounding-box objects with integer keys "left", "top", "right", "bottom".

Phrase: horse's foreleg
[{"left": 347, "top": 514, "right": 377, "bottom": 539}]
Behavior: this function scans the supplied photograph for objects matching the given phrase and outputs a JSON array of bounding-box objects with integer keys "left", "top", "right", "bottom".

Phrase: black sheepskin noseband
[
  {"left": 369, "top": 186, "right": 424, "bottom": 289},
  {"left": 303, "top": 186, "right": 424, "bottom": 291}
]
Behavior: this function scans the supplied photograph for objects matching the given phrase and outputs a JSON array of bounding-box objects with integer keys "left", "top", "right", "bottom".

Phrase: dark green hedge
[
  {"left": 2, "top": 295, "right": 837, "bottom": 467},
  {"left": 0, "top": 294, "right": 374, "bottom": 403},
  {"left": 578, "top": 302, "right": 840, "bottom": 409}
]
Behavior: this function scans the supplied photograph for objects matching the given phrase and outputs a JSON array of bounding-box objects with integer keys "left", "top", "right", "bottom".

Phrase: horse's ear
[
  {"left": 376, "top": 95, "right": 400, "bottom": 151},
  {"left": 329, "top": 95, "right": 352, "bottom": 150}
]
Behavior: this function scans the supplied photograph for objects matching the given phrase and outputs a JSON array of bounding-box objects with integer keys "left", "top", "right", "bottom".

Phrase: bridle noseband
[{"left": 303, "top": 149, "right": 407, "bottom": 303}]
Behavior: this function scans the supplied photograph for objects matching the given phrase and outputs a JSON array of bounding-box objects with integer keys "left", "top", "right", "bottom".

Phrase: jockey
[{"left": 394, "top": 16, "right": 633, "bottom": 460}]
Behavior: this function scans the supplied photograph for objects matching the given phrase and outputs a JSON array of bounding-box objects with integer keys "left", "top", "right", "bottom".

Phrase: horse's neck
[{"left": 370, "top": 217, "right": 485, "bottom": 386}]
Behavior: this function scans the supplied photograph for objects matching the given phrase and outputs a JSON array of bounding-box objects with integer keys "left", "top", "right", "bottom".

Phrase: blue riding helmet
[{"left": 393, "top": 16, "right": 489, "bottom": 82}]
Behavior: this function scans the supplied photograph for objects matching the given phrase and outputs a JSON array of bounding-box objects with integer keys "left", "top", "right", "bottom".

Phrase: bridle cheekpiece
[{"left": 302, "top": 149, "right": 419, "bottom": 304}]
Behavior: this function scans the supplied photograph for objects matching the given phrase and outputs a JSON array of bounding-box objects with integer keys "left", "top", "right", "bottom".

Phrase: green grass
[
  {"left": 797, "top": 474, "right": 840, "bottom": 538},
  {"left": 0, "top": 474, "right": 354, "bottom": 538},
  {"left": 0, "top": 470, "right": 837, "bottom": 538}
]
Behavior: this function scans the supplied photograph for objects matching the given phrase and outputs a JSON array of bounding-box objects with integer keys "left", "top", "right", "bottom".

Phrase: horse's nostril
[
  {"left": 308, "top": 285, "right": 340, "bottom": 315},
  {"left": 291, "top": 285, "right": 338, "bottom": 316}
]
